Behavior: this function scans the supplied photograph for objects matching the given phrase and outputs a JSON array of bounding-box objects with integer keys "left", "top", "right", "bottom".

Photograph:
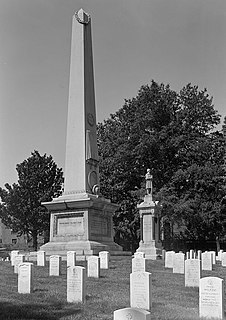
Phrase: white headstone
[
  {"left": 134, "top": 252, "right": 145, "bottom": 259},
  {"left": 218, "top": 250, "right": 224, "bottom": 261},
  {"left": 114, "top": 307, "right": 151, "bottom": 320},
  {"left": 165, "top": 251, "right": 175, "bottom": 268},
  {"left": 202, "top": 252, "right": 213, "bottom": 271},
  {"left": 67, "top": 251, "right": 76, "bottom": 267},
  {"left": 185, "top": 259, "right": 201, "bottom": 287},
  {"left": 14, "top": 254, "right": 25, "bottom": 274},
  {"left": 87, "top": 256, "right": 100, "bottom": 278},
  {"left": 130, "top": 271, "right": 152, "bottom": 310},
  {"left": 199, "top": 277, "right": 224, "bottom": 319},
  {"left": 186, "top": 251, "right": 189, "bottom": 260},
  {"left": 67, "top": 266, "right": 86, "bottom": 303},
  {"left": 221, "top": 252, "right": 226, "bottom": 267},
  {"left": 132, "top": 257, "right": 147, "bottom": 273},
  {"left": 210, "top": 251, "right": 216, "bottom": 265},
  {"left": 10, "top": 250, "right": 19, "bottom": 266},
  {"left": 37, "top": 251, "right": 46, "bottom": 267},
  {"left": 49, "top": 255, "right": 61, "bottom": 276},
  {"left": 99, "top": 251, "right": 110, "bottom": 269},
  {"left": 190, "top": 249, "right": 195, "bottom": 259},
  {"left": 18, "top": 262, "right": 33, "bottom": 294},
  {"left": 197, "top": 250, "right": 202, "bottom": 261},
  {"left": 173, "top": 252, "right": 185, "bottom": 274}
]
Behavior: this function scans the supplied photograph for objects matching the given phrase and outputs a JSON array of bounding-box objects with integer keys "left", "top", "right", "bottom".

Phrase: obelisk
[{"left": 40, "top": 9, "right": 122, "bottom": 258}]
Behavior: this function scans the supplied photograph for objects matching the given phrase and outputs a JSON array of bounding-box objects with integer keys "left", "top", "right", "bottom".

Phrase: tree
[
  {"left": 0, "top": 150, "right": 64, "bottom": 250},
  {"left": 97, "top": 80, "right": 223, "bottom": 250}
]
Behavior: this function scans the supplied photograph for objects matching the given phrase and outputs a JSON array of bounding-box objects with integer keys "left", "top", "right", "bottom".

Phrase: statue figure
[{"left": 145, "top": 168, "right": 153, "bottom": 195}]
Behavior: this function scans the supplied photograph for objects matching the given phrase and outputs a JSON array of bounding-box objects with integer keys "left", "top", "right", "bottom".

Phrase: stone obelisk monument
[
  {"left": 136, "top": 169, "right": 162, "bottom": 259},
  {"left": 41, "top": 9, "right": 122, "bottom": 258}
]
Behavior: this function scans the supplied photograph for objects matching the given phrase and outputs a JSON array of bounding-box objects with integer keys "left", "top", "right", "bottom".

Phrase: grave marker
[
  {"left": 99, "top": 251, "right": 110, "bottom": 269},
  {"left": 14, "top": 254, "right": 25, "bottom": 274},
  {"left": 67, "top": 266, "right": 86, "bottom": 303},
  {"left": 185, "top": 259, "right": 201, "bottom": 287},
  {"left": 132, "top": 257, "right": 147, "bottom": 273},
  {"left": 114, "top": 307, "right": 151, "bottom": 320},
  {"left": 165, "top": 251, "right": 175, "bottom": 268},
  {"left": 134, "top": 252, "right": 145, "bottom": 259},
  {"left": 173, "top": 252, "right": 185, "bottom": 274},
  {"left": 130, "top": 271, "right": 152, "bottom": 310},
  {"left": 67, "top": 251, "right": 76, "bottom": 267},
  {"left": 37, "top": 251, "right": 46, "bottom": 267},
  {"left": 199, "top": 277, "right": 224, "bottom": 319},
  {"left": 202, "top": 252, "right": 212, "bottom": 271},
  {"left": 87, "top": 256, "right": 100, "bottom": 278},
  {"left": 49, "top": 255, "right": 61, "bottom": 276},
  {"left": 18, "top": 262, "right": 33, "bottom": 294},
  {"left": 10, "top": 250, "right": 19, "bottom": 266},
  {"left": 221, "top": 252, "right": 226, "bottom": 267}
]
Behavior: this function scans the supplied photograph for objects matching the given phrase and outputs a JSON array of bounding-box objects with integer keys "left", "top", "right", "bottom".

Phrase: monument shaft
[{"left": 64, "top": 10, "right": 99, "bottom": 195}]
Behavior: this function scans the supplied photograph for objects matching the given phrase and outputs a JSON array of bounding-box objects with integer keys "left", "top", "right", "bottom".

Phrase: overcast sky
[{"left": 0, "top": 0, "right": 226, "bottom": 188}]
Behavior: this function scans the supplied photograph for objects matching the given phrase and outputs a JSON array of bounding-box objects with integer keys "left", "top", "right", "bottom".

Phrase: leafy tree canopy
[
  {"left": 97, "top": 80, "right": 225, "bottom": 250},
  {"left": 0, "top": 150, "right": 64, "bottom": 250}
]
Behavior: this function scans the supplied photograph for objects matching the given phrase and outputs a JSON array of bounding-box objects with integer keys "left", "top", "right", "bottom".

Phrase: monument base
[
  {"left": 40, "top": 192, "right": 123, "bottom": 259},
  {"left": 136, "top": 240, "right": 162, "bottom": 260}
]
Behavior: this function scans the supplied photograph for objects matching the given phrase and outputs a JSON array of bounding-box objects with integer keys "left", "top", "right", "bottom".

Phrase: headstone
[
  {"left": 87, "top": 256, "right": 100, "bottom": 278},
  {"left": 10, "top": 250, "right": 19, "bottom": 266},
  {"left": 221, "top": 252, "right": 226, "bottom": 267},
  {"left": 49, "top": 255, "right": 61, "bottom": 276},
  {"left": 197, "top": 250, "right": 202, "bottom": 261},
  {"left": 14, "top": 254, "right": 25, "bottom": 274},
  {"left": 185, "top": 259, "right": 201, "bottom": 287},
  {"left": 202, "top": 252, "right": 213, "bottom": 271},
  {"left": 218, "top": 250, "right": 224, "bottom": 261},
  {"left": 130, "top": 271, "right": 152, "bottom": 310},
  {"left": 99, "top": 251, "right": 110, "bottom": 269},
  {"left": 114, "top": 307, "right": 151, "bottom": 320},
  {"left": 18, "top": 262, "right": 33, "bottom": 294},
  {"left": 186, "top": 251, "right": 189, "bottom": 260},
  {"left": 165, "top": 251, "right": 175, "bottom": 268},
  {"left": 210, "top": 251, "right": 216, "bottom": 265},
  {"left": 132, "top": 257, "right": 147, "bottom": 273},
  {"left": 67, "top": 251, "right": 76, "bottom": 267},
  {"left": 173, "top": 252, "right": 185, "bottom": 274},
  {"left": 162, "top": 249, "right": 166, "bottom": 261},
  {"left": 134, "top": 252, "right": 145, "bottom": 259},
  {"left": 37, "top": 251, "right": 46, "bottom": 266},
  {"left": 67, "top": 266, "right": 86, "bottom": 303},
  {"left": 199, "top": 277, "right": 224, "bottom": 319},
  {"left": 190, "top": 249, "right": 195, "bottom": 259}
]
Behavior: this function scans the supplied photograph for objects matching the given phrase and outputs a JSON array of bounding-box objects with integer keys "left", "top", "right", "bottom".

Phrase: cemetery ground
[{"left": 0, "top": 256, "right": 225, "bottom": 320}]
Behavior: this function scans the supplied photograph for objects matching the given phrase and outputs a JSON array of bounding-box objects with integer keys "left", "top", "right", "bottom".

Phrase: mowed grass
[{"left": 0, "top": 256, "right": 225, "bottom": 320}]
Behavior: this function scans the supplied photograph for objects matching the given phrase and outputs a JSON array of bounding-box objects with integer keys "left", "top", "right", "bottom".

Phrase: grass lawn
[{"left": 0, "top": 256, "right": 225, "bottom": 320}]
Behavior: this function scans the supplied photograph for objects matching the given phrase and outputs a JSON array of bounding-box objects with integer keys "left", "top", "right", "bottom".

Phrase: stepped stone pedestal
[{"left": 41, "top": 193, "right": 122, "bottom": 258}]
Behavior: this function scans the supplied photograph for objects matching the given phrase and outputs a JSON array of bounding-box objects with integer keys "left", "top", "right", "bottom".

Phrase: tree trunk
[
  {"left": 216, "top": 236, "right": 220, "bottom": 253},
  {"left": 32, "top": 230, "right": 38, "bottom": 251}
]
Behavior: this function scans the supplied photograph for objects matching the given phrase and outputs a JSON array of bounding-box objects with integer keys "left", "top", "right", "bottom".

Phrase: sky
[{"left": 0, "top": 0, "right": 226, "bottom": 188}]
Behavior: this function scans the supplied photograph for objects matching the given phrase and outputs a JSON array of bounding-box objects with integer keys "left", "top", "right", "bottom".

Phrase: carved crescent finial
[{"left": 75, "top": 8, "right": 90, "bottom": 25}]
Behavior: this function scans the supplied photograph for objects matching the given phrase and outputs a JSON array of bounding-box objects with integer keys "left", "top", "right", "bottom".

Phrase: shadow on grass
[{"left": 0, "top": 301, "right": 81, "bottom": 320}]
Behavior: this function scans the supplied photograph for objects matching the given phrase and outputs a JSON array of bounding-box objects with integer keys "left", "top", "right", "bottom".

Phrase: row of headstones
[
  {"left": 9, "top": 250, "right": 110, "bottom": 298},
  {"left": 164, "top": 250, "right": 226, "bottom": 273},
  {"left": 163, "top": 250, "right": 225, "bottom": 319}
]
